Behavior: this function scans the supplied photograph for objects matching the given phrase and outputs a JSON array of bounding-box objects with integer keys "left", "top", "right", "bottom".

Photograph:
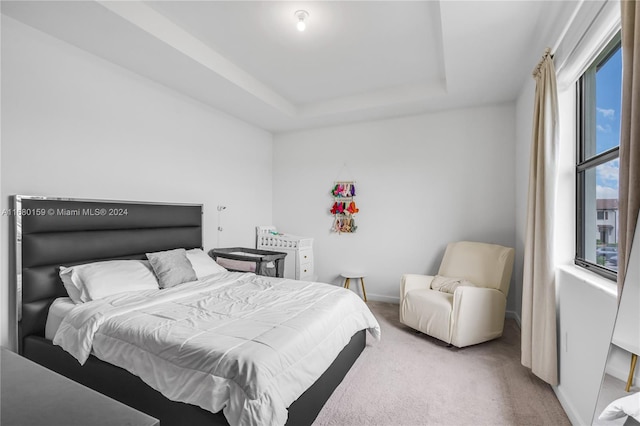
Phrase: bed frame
[{"left": 14, "top": 195, "right": 365, "bottom": 426}]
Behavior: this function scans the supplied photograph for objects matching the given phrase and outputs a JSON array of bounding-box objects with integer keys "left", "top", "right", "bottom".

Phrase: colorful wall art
[{"left": 330, "top": 181, "right": 359, "bottom": 233}]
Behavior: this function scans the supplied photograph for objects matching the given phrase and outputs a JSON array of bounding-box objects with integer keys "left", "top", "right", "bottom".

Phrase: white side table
[{"left": 341, "top": 272, "right": 367, "bottom": 302}]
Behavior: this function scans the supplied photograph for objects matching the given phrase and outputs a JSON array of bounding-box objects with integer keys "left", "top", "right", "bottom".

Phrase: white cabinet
[
  {"left": 295, "top": 245, "right": 314, "bottom": 281},
  {"left": 256, "top": 227, "right": 314, "bottom": 281}
]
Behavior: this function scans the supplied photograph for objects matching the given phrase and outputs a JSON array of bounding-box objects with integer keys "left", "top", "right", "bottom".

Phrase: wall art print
[{"left": 330, "top": 181, "right": 359, "bottom": 233}]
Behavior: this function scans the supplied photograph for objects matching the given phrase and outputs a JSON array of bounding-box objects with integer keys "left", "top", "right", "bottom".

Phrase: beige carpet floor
[{"left": 313, "top": 301, "right": 571, "bottom": 426}]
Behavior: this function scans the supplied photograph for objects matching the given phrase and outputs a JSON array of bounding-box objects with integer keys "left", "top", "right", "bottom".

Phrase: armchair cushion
[{"left": 430, "top": 275, "right": 477, "bottom": 294}]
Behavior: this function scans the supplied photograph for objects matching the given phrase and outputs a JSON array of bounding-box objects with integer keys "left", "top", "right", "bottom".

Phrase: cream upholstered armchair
[{"left": 400, "top": 241, "right": 515, "bottom": 348}]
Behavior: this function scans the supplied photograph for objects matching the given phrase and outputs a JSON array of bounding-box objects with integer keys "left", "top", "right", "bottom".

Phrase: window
[{"left": 576, "top": 35, "right": 621, "bottom": 280}]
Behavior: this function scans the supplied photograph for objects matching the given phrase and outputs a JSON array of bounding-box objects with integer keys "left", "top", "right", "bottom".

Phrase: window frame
[{"left": 575, "top": 34, "right": 621, "bottom": 281}]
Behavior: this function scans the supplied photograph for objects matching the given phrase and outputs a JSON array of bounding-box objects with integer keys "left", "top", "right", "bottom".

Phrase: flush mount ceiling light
[{"left": 294, "top": 10, "right": 309, "bottom": 32}]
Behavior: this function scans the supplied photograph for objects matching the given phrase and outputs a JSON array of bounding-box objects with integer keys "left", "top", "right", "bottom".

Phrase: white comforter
[{"left": 54, "top": 271, "right": 381, "bottom": 426}]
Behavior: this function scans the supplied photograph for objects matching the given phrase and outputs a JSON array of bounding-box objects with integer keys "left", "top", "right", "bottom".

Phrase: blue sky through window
[{"left": 595, "top": 47, "right": 621, "bottom": 200}]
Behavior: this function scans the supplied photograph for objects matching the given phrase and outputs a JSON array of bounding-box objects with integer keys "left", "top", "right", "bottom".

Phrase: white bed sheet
[
  {"left": 45, "top": 297, "right": 76, "bottom": 340},
  {"left": 54, "top": 271, "right": 380, "bottom": 426}
]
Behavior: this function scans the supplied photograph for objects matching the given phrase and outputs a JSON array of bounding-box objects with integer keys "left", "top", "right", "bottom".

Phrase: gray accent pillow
[{"left": 146, "top": 248, "right": 198, "bottom": 289}]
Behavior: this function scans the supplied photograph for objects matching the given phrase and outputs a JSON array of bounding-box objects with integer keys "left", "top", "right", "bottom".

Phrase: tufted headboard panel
[{"left": 14, "top": 196, "right": 203, "bottom": 351}]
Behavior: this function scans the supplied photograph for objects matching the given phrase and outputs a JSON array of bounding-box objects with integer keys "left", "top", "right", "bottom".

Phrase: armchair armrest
[
  {"left": 400, "top": 274, "right": 434, "bottom": 301},
  {"left": 450, "top": 286, "right": 507, "bottom": 348}
]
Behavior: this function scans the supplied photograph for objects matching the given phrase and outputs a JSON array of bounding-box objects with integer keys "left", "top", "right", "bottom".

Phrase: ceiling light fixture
[{"left": 294, "top": 10, "right": 309, "bottom": 32}]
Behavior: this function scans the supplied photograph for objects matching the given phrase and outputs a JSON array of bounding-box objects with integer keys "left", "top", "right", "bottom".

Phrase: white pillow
[
  {"left": 59, "top": 260, "right": 159, "bottom": 302},
  {"left": 186, "top": 248, "right": 227, "bottom": 279},
  {"left": 599, "top": 393, "right": 640, "bottom": 422},
  {"left": 59, "top": 266, "right": 86, "bottom": 304}
]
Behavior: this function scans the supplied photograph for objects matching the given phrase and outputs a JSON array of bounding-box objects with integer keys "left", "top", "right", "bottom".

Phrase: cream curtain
[
  {"left": 618, "top": 0, "right": 640, "bottom": 299},
  {"left": 521, "top": 49, "right": 559, "bottom": 386}
]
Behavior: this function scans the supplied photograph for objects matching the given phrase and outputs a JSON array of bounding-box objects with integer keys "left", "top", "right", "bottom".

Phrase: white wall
[
  {"left": 555, "top": 267, "right": 619, "bottom": 426},
  {"left": 273, "top": 104, "right": 517, "bottom": 306},
  {"left": 0, "top": 17, "right": 274, "bottom": 349},
  {"left": 514, "top": 77, "right": 535, "bottom": 325}
]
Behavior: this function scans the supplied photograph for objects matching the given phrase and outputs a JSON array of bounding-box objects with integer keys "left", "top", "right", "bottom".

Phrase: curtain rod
[{"left": 532, "top": 48, "right": 553, "bottom": 77}]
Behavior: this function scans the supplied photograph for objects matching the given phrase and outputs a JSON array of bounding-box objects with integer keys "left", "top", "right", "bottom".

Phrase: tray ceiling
[{"left": 2, "top": 1, "right": 578, "bottom": 133}]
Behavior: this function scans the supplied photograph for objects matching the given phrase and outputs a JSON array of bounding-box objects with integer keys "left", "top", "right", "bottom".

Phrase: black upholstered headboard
[{"left": 14, "top": 196, "right": 203, "bottom": 352}]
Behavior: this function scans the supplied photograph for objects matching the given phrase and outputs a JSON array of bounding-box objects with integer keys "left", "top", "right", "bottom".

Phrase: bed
[{"left": 14, "top": 195, "right": 379, "bottom": 426}]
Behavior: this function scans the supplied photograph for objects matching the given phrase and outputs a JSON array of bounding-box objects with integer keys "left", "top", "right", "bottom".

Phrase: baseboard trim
[
  {"left": 365, "top": 293, "right": 400, "bottom": 304},
  {"left": 606, "top": 363, "right": 638, "bottom": 384},
  {"left": 505, "top": 310, "right": 522, "bottom": 328},
  {"left": 552, "top": 385, "right": 589, "bottom": 426}
]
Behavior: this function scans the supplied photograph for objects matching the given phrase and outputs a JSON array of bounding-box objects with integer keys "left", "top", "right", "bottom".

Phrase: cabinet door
[{"left": 297, "top": 248, "right": 314, "bottom": 280}]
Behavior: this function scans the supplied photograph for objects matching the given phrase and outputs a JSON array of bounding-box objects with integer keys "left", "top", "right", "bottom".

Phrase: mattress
[{"left": 45, "top": 297, "right": 76, "bottom": 340}]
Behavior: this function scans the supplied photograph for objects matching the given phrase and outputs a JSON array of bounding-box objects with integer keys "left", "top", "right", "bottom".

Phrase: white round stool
[{"left": 341, "top": 272, "right": 367, "bottom": 302}]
